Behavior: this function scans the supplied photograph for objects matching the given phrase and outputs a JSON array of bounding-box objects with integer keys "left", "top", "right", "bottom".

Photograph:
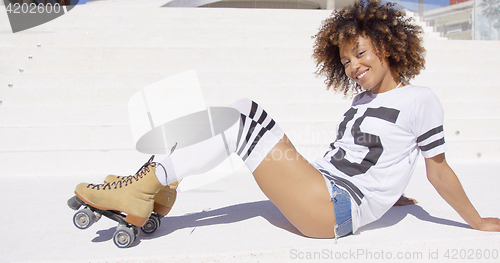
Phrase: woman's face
[{"left": 339, "top": 35, "right": 397, "bottom": 94}]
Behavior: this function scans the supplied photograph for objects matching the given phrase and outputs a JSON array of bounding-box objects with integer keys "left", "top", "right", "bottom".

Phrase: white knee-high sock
[
  {"left": 229, "top": 98, "right": 284, "bottom": 139},
  {"left": 155, "top": 99, "right": 284, "bottom": 186}
]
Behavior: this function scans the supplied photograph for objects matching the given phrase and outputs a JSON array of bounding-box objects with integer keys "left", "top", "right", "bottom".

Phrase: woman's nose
[{"left": 350, "top": 59, "right": 360, "bottom": 75}]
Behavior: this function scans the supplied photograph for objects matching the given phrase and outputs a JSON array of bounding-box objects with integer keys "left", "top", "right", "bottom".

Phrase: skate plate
[{"left": 67, "top": 195, "right": 162, "bottom": 248}]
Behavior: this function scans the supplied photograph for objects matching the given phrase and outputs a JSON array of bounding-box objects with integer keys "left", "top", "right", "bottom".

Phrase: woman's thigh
[{"left": 253, "top": 135, "right": 335, "bottom": 238}]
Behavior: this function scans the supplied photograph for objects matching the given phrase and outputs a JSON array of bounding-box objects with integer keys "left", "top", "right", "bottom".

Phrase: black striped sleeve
[
  {"left": 417, "top": 125, "right": 445, "bottom": 154},
  {"left": 417, "top": 126, "right": 443, "bottom": 143}
]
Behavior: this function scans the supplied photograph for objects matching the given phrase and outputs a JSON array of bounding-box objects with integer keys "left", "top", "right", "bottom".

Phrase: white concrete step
[
  {"left": 5, "top": 73, "right": 498, "bottom": 106},
  {"left": 0, "top": 125, "right": 134, "bottom": 152},
  {"left": 424, "top": 39, "right": 500, "bottom": 50},
  {"left": 0, "top": 33, "right": 316, "bottom": 48},
  {"left": 1, "top": 58, "right": 318, "bottom": 75},
  {"left": 0, "top": 47, "right": 315, "bottom": 60},
  {"left": 3, "top": 52, "right": 498, "bottom": 75},
  {"left": 413, "top": 72, "right": 500, "bottom": 89},
  {"left": 426, "top": 48, "right": 500, "bottom": 61},
  {"left": 444, "top": 119, "right": 500, "bottom": 141},
  {"left": 0, "top": 105, "right": 130, "bottom": 126},
  {"left": 0, "top": 150, "right": 150, "bottom": 177},
  {"left": 0, "top": 72, "right": 168, "bottom": 90}
]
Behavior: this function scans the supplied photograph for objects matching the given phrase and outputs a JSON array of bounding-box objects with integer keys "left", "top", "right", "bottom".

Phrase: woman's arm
[{"left": 425, "top": 153, "right": 500, "bottom": 231}]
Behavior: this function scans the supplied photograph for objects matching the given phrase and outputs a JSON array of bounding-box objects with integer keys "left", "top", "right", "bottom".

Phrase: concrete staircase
[{"left": 1, "top": 0, "right": 499, "bottom": 178}]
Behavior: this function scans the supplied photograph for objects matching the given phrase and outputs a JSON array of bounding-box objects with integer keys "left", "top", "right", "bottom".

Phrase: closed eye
[{"left": 356, "top": 51, "right": 366, "bottom": 58}]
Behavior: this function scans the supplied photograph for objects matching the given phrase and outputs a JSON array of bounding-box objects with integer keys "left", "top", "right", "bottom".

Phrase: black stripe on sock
[
  {"left": 258, "top": 111, "right": 267, "bottom": 124},
  {"left": 242, "top": 127, "right": 268, "bottom": 161},
  {"left": 235, "top": 114, "right": 246, "bottom": 152},
  {"left": 237, "top": 120, "right": 258, "bottom": 156},
  {"left": 246, "top": 101, "right": 277, "bottom": 134},
  {"left": 266, "top": 119, "right": 276, "bottom": 131},
  {"left": 257, "top": 109, "right": 268, "bottom": 124},
  {"left": 249, "top": 101, "right": 258, "bottom": 119}
]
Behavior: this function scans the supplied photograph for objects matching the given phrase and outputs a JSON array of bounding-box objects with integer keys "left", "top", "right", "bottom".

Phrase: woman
[{"left": 72, "top": 0, "right": 500, "bottom": 241}]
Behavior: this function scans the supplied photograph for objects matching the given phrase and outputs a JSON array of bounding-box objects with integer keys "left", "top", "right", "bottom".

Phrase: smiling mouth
[{"left": 356, "top": 70, "right": 368, "bottom": 80}]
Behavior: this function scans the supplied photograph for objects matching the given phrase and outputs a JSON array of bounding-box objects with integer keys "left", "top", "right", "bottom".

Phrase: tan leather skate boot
[
  {"left": 74, "top": 156, "right": 165, "bottom": 227},
  {"left": 104, "top": 175, "right": 180, "bottom": 217}
]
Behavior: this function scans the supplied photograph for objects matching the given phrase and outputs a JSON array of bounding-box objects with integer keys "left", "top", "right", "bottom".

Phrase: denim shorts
[{"left": 330, "top": 182, "right": 353, "bottom": 239}]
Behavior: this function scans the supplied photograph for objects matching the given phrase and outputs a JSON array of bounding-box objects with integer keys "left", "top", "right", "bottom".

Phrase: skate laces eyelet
[{"left": 87, "top": 156, "right": 155, "bottom": 191}]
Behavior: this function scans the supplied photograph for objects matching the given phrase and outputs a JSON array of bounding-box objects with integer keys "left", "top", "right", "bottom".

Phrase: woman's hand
[
  {"left": 393, "top": 195, "right": 418, "bottom": 206},
  {"left": 474, "top": 217, "right": 500, "bottom": 232}
]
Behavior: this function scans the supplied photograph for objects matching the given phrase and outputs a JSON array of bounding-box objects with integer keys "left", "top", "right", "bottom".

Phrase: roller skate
[
  {"left": 67, "top": 155, "right": 165, "bottom": 248},
  {"left": 103, "top": 174, "right": 180, "bottom": 235}
]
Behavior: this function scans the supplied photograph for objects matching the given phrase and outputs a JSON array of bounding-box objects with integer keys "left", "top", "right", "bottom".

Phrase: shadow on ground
[
  {"left": 358, "top": 204, "right": 470, "bottom": 234},
  {"left": 90, "top": 201, "right": 471, "bottom": 246},
  {"left": 91, "top": 200, "right": 303, "bottom": 246}
]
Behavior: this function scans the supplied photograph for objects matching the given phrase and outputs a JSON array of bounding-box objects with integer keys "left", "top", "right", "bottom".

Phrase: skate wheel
[
  {"left": 156, "top": 214, "right": 162, "bottom": 228},
  {"left": 73, "top": 208, "right": 95, "bottom": 229},
  {"left": 133, "top": 226, "right": 139, "bottom": 238},
  {"left": 93, "top": 212, "right": 102, "bottom": 222},
  {"left": 141, "top": 215, "right": 160, "bottom": 234},
  {"left": 67, "top": 196, "right": 82, "bottom": 210},
  {"left": 113, "top": 226, "right": 136, "bottom": 248}
]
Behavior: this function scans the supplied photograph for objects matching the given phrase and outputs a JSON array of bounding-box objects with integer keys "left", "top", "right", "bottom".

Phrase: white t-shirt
[{"left": 312, "top": 85, "right": 446, "bottom": 233}]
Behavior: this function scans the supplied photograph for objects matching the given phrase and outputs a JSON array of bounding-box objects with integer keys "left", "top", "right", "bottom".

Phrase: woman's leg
[
  {"left": 231, "top": 100, "right": 339, "bottom": 237},
  {"left": 75, "top": 99, "right": 336, "bottom": 237},
  {"left": 253, "top": 135, "right": 335, "bottom": 238},
  {"left": 156, "top": 99, "right": 336, "bottom": 238}
]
